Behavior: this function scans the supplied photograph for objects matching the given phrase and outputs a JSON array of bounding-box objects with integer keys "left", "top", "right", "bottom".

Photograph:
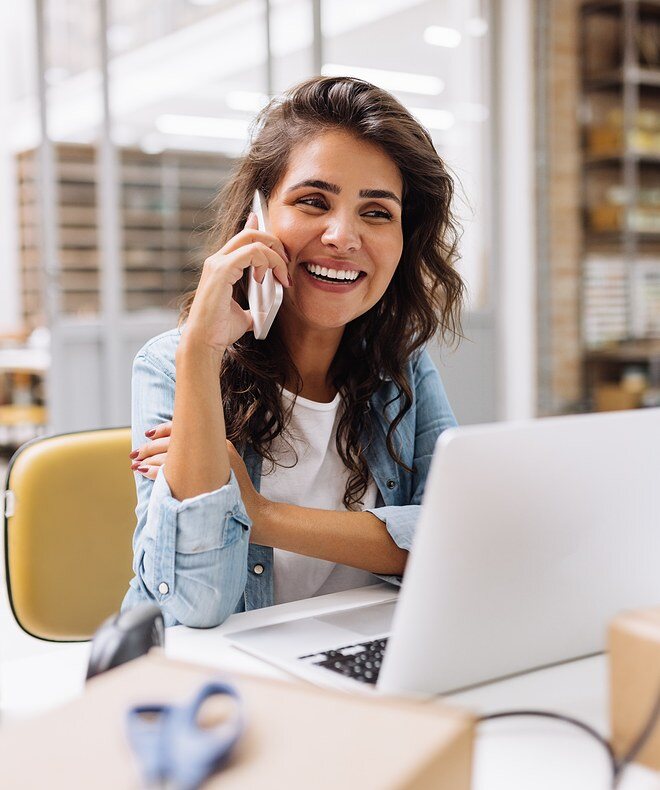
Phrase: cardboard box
[
  {"left": 609, "top": 607, "right": 660, "bottom": 770},
  {"left": 594, "top": 384, "right": 641, "bottom": 412},
  {"left": 0, "top": 653, "right": 474, "bottom": 789}
]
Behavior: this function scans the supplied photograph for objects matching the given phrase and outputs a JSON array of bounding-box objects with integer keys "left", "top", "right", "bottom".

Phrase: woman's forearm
[
  {"left": 164, "top": 336, "right": 230, "bottom": 500},
  {"left": 255, "top": 503, "right": 408, "bottom": 576}
]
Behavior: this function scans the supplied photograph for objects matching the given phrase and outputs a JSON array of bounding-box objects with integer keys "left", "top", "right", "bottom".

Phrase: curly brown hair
[{"left": 180, "top": 76, "right": 464, "bottom": 509}]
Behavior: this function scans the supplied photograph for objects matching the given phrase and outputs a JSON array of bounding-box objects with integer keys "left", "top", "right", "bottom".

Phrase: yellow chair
[{"left": 3, "top": 428, "right": 137, "bottom": 641}]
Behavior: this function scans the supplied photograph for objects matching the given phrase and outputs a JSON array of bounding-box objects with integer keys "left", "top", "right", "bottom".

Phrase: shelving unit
[
  {"left": 17, "top": 143, "right": 234, "bottom": 327},
  {"left": 579, "top": 0, "right": 660, "bottom": 409}
]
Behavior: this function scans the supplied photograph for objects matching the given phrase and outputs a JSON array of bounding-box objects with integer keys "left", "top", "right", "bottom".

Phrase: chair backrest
[{"left": 4, "top": 428, "right": 137, "bottom": 641}]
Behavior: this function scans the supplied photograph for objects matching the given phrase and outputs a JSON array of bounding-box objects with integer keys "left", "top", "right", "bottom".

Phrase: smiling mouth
[{"left": 302, "top": 262, "right": 366, "bottom": 283}]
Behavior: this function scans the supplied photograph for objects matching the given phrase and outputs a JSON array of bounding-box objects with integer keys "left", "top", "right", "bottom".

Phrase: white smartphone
[{"left": 248, "top": 190, "right": 284, "bottom": 340}]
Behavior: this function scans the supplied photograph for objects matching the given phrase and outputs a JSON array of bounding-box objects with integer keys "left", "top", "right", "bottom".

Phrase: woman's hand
[
  {"left": 182, "top": 212, "right": 291, "bottom": 354},
  {"left": 130, "top": 425, "right": 271, "bottom": 531},
  {"left": 129, "top": 421, "right": 172, "bottom": 480}
]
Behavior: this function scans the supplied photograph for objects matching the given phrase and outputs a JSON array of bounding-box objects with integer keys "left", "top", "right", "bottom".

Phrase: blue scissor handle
[{"left": 126, "top": 680, "right": 244, "bottom": 790}]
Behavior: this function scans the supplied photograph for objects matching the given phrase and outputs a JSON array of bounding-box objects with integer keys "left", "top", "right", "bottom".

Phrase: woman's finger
[
  {"left": 133, "top": 452, "right": 167, "bottom": 472},
  {"left": 217, "top": 241, "right": 289, "bottom": 288},
  {"left": 220, "top": 223, "right": 289, "bottom": 267},
  {"left": 240, "top": 242, "right": 290, "bottom": 289},
  {"left": 135, "top": 463, "right": 159, "bottom": 481},
  {"left": 130, "top": 437, "right": 170, "bottom": 463},
  {"left": 144, "top": 420, "right": 172, "bottom": 440}
]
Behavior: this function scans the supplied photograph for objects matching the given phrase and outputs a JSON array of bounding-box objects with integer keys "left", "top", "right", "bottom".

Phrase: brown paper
[
  {"left": 0, "top": 652, "right": 474, "bottom": 789},
  {"left": 609, "top": 607, "right": 660, "bottom": 770}
]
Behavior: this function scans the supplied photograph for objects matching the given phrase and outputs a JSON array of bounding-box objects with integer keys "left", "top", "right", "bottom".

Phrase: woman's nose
[{"left": 320, "top": 214, "right": 362, "bottom": 253}]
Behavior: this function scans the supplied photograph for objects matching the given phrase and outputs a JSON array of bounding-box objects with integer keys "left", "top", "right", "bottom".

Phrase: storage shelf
[
  {"left": 580, "top": 4, "right": 660, "bottom": 407},
  {"left": 581, "top": 1, "right": 660, "bottom": 19},
  {"left": 17, "top": 143, "right": 233, "bottom": 327},
  {"left": 584, "top": 68, "right": 660, "bottom": 91},
  {"left": 583, "top": 151, "right": 660, "bottom": 166},
  {"left": 585, "top": 338, "right": 660, "bottom": 360}
]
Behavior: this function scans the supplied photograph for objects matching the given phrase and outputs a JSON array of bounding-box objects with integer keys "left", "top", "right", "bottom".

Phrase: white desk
[{"left": 1, "top": 585, "right": 659, "bottom": 790}]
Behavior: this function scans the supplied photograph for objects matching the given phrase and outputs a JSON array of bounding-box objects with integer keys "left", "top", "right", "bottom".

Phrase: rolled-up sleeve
[
  {"left": 122, "top": 347, "right": 251, "bottom": 628},
  {"left": 367, "top": 350, "right": 457, "bottom": 578}
]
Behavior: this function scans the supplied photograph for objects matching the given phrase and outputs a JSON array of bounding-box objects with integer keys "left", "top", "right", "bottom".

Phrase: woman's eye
[
  {"left": 297, "top": 196, "right": 327, "bottom": 209},
  {"left": 364, "top": 209, "right": 393, "bottom": 220}
]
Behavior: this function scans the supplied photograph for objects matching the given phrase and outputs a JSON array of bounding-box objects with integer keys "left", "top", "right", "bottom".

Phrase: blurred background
[{"left": 0, "top": 0, "right": 659, "bottom": 458}]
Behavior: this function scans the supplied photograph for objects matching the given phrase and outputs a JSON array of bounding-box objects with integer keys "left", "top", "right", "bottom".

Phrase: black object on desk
[{"left": 86, "top": 603, "right": 164, "bottom": 681}]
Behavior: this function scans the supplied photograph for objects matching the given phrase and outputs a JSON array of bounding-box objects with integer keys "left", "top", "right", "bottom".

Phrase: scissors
[{"left": 126, "top": 680, "right": 244, "bottom": 790}]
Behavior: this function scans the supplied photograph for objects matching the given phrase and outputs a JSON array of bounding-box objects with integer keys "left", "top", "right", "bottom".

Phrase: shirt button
[
  {"left": 386, "top": 479, "right": 397, "bottom": 489},
  {"left": 253, "top": 564, "right": 265, "bottom": 576},
  {"left": 158, "top": 582, "right": 169, "bottom": 595}
]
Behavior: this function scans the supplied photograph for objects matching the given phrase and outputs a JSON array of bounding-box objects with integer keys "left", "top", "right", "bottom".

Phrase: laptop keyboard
[{"left": 299, "top": 637, "right": 389, "bottom": 684}]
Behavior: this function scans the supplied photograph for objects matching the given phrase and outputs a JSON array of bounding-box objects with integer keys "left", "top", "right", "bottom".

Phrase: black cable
[
  {"left": 477, "top": 688, "right": 660, "bottom": 789},
  {"left": 478, "top": 709, "right": 617, "bottom": 776}
]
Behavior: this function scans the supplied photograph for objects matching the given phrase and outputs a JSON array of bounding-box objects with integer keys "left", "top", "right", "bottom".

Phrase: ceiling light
[
  {"left": 155, "top": 114, "right": 251, "bottom": 139},
  {"left": 409, "top": 107, "right": 455, "bottom": 131},
  {"left": 225, "top": 90, "right": 269, "bottom": 113},
  {"left": 423, "top": 26, "right": 462, "bottom": 48},
  {"left": 321, "top": 64, "right": 443, "bottom": 96}
]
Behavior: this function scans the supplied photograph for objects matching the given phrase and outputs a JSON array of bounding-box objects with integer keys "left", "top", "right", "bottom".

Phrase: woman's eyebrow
[{"left": 286, "top": 179, "right": 402, "bottom": 207}]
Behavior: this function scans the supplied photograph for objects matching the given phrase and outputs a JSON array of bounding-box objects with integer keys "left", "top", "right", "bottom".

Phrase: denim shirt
[{"left": 122, "top": 328, "right": 456, "bottom": 627}]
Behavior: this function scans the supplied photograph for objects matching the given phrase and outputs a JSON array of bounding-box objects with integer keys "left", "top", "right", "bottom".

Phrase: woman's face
[{"left": 268, "top": 129, "right": 404, "bottom": 332}]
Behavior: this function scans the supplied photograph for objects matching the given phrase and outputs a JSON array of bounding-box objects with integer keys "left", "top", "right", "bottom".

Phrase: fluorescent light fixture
[
  {"left": 225, "top": 90, "right": 269, "bottom": 113},
  {"left": 409, "top": 107, "right": 455, "bottom": 131},
  {"left": 321, "top": 64, "right": 443, "bottom": 96},
  {"left": 423, "top": 26, "right": 462, "bottom": 48},
  {"left": 466, "top": 17, "right": 489, "bottom": 37},
  {"left": 155, "top": 114, "right": 251, "bottom": 139}
]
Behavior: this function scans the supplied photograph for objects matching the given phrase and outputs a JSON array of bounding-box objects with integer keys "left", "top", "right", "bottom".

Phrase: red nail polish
[
  {"left": 145, "top": 429, "right": 155, "bottom": 438},
  {"left": 137, "top": 466, "right": 149, "bottom": 473},
  {"left": 129, "top": 450, "right": 139, "bottom": 459}
]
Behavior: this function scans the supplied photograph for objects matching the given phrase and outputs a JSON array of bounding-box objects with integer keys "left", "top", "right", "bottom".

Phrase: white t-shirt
[{"left": 259, "top": 387, "right": 380, "bottom": 605}]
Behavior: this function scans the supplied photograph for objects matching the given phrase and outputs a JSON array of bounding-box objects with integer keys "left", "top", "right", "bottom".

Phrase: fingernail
[
  {"left": 129, "top": 450, "right": 139, "bottom": 459},
  {"left": 131, "top": 461, "right": 141, "bottom": 470},
  {"left": 137, "top": 466, "right": 149, "bottom": 473},
  {"left": 287, "top": 274, "right": 293, "bottom": 287},
  {"left": 145, "top": 429, "right": 155, "bottom": 438}
]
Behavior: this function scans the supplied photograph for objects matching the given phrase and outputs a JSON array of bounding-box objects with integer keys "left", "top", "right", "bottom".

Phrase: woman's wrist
[
  {"left": 249, "top": 497, "right": 278, "bottom": 545},
  {"left": 176, "top": 330, "right": 225, "bottom": 371}
]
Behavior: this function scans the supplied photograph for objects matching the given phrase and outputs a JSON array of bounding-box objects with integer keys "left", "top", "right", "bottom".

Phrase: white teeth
[{"left": 304, "top": 263, "right": 360, "bottom": 281}]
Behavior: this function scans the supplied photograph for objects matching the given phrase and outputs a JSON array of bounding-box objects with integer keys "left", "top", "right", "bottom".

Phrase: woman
[{"left": 122, "top": 76, "right": 464, "bottom": 627}]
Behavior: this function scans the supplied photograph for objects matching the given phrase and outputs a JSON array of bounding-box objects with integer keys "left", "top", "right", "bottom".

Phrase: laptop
[{"left": 228, "top": 408, "right": 660, "bottom": 696}]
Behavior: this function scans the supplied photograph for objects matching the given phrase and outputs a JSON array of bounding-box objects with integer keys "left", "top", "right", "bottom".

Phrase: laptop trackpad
[{"left": 228, "top": 601, "right": 396, "bottom": 659}]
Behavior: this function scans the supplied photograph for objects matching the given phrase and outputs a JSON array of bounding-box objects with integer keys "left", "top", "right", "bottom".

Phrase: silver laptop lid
[{"left": 378, "top": 408, "right": 660, "bottom": 695}]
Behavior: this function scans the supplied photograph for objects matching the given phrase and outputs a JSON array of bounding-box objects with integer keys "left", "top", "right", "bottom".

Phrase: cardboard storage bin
[
  {"left": 0, "top": 653, "right": 475, "bottom": 789},
  {"left": 609, "top": 607, "right": 660, "bottom": 770}
]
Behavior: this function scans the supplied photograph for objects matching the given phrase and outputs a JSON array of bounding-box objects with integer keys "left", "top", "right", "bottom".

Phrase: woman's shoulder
[{"left": 133, "top": 327, "right": 183, "bottom": 381}]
